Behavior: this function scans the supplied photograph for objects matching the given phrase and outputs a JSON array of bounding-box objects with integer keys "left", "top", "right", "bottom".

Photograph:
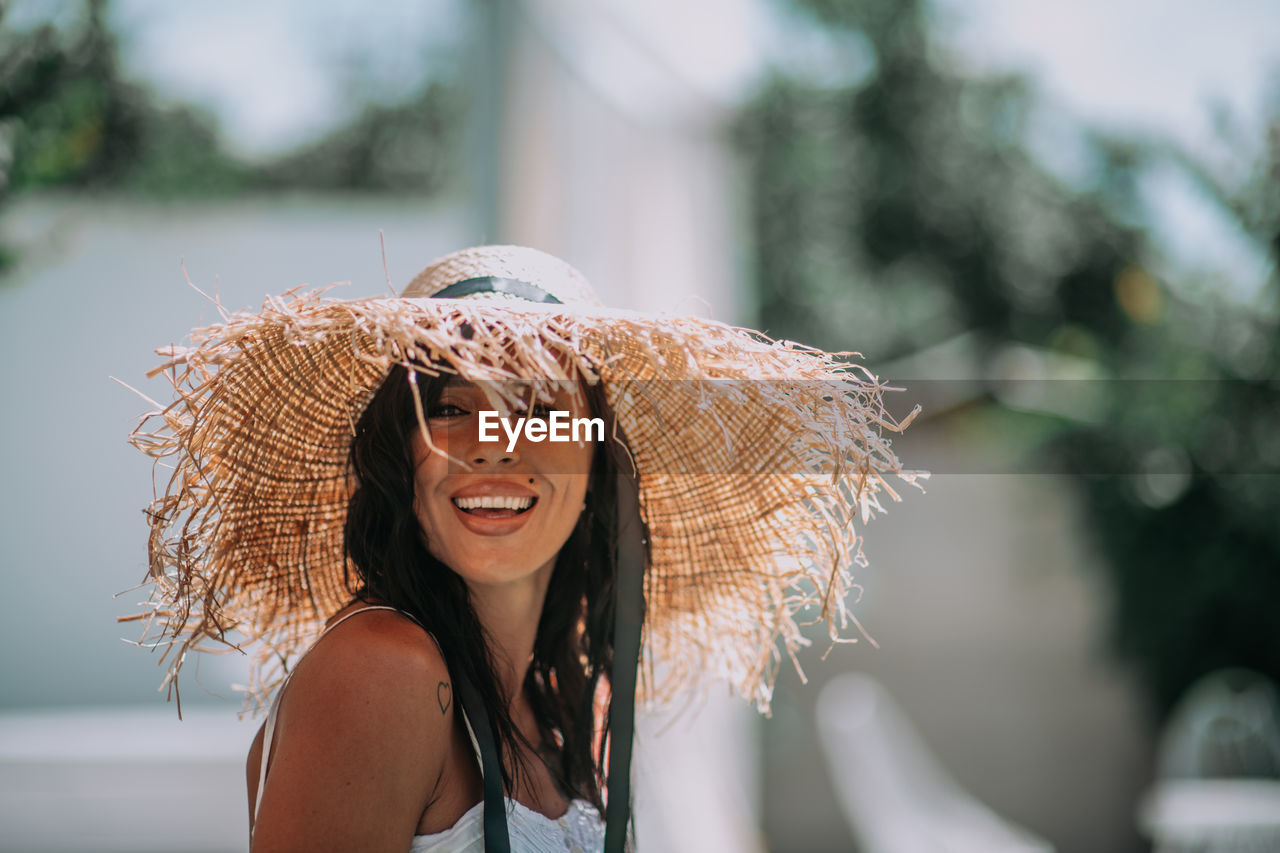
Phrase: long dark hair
[{"left": 342, "top": 364, "right": 633, "bottom": 812}]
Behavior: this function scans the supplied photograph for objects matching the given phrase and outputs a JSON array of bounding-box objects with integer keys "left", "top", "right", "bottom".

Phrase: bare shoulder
[
  {"left": 281, "top": 606, "right": 455, "bottom": 750},
  {"left": 281, "top": 607, "right": 451, "bottom": 724},
  {"left": 303, "top": 606, "right": 448, "bottom": 684},
  {"left": 249, "top": 606, "right": 455, "bottom": 850}
]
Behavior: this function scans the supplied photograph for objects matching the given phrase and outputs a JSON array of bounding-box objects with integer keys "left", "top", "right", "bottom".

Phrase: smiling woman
[
  {"left": 128, "top": 244, "right": 920, "bottom": 853},
  {"left": 237, "top": 259, "right": 638, "bottom": 853},
  {"left": 248, "top": 365, "right": 626, "bottom": 851}
]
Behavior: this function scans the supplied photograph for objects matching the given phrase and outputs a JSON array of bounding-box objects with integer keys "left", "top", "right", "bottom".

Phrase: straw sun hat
[{"left": 126, "top": 244, "right": 924, "bottom": 714}]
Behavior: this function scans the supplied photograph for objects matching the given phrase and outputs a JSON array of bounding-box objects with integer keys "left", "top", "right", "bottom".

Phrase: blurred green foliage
[
  {"left": 0, "top": 0, "right": 462, "bottom": 270},
  {"left": 737, "top": 0, "right": 1146, "bottom": 361},
  {"left": 739, "top": 0, "right": 1280, "bottom": 716},
  {"left": 0, "top": 0, "right": 244, "bottom": 197}
]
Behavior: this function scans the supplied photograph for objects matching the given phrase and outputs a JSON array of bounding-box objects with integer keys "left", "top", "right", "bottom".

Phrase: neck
[{"left": 466, "top": 562, "right": 555, "bottom": 703}]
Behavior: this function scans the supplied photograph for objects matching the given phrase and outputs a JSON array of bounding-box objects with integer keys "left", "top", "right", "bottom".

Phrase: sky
[
  {"left": 937, "top": 0, "right": 1280, "bottom": 159},
  {"left": 88, "top": 0, "right": 1280, "bottom": 163}
]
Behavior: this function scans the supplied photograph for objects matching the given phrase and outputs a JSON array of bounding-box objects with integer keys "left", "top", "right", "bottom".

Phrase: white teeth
[{"left": 452, "top": 495, "right": 534, "bottom": 512}]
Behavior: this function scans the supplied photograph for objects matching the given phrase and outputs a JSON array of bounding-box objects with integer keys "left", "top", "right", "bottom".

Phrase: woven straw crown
[
  {"left": 403, "top": 244, "right": 601, "bottom": 305},
  {"left": 128, "top": 245, "right": 923, "bottom": 713}
]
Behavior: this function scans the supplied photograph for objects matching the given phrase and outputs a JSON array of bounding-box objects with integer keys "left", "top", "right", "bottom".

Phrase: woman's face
[{"left": 410, "top": 377, "right": 594, "bottom": 589}]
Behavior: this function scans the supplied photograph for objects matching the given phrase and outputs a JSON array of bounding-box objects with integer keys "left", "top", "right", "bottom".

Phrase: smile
[{"left": 452, "top": 495, "right": 537, "bottom": 516}]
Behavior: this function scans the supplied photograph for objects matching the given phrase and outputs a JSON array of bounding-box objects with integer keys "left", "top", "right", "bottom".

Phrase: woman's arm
[{"left": 247, "top": 610, "right": 453, "bottom": 852}]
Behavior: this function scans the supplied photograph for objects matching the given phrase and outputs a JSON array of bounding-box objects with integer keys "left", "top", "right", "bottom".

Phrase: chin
[{"left": 443, "top": 552, "right": 553, "bottom": 587}]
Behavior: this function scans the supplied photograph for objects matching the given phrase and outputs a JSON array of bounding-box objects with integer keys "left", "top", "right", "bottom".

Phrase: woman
[
  {"left": 128, "top": 245, "right": 921, "bottom": 852},
  {"left": 246, "top": 370, "right": 623, "bottom": 851}
]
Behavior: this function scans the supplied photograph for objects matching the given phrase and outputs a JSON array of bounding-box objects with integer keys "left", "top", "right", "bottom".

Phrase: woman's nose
[
  {"left": 470, "top": 447, "right": 518, "bottom": 467},
  {"left": 467, "top": 424, "right": 520, "bottom": 467}
]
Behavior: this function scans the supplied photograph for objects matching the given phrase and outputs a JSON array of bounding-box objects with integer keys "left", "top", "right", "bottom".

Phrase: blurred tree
[
  {"left": 1059, "top": 121, "right": 1280, "bottom": 713},
  {"left": 738, "top": 0, "right": 1146, "bottom": 361},
  {"left": 0, "top": 0, "right": 243, "bottom": 197},
  {"left": 256, "top": 82, "right": 464, "bottom": 195},
  {"left": 739, "top": 0, "right": 1279, "bottom": 717},
  {"left": 0, "top": 0, "right": 464, "bottom": 271},
  {"left": 0, "top": 0, "right": 246, "bottom": 270}
]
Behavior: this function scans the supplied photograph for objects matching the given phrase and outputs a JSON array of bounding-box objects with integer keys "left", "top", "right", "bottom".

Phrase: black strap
[
  {"left": 605, "top": 443, "right": 645, "bottom": 853},
  {"left": 432, "top": 276, "right": 563, "bottom": 304},
  {"left": 454, "top": 670, "right": 512, "bottom": 853}
]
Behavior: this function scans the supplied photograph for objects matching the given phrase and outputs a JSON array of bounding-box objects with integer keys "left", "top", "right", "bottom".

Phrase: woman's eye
[{"left": 429, "top": 403, "right": 469, "bottom": 418}]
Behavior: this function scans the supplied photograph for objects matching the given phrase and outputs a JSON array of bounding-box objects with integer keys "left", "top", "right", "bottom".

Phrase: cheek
[
  {"left": 410, "top": 482, "right": 434, "bottom": 545},
  {"left": 409, "top": 447, "right": 444, "bottom": 532},
  {"left": 553, "top": 437, "right": 595, "bottom": 479},
  {"left": 554, "top": 449, "right": 593, "bottom": 508},
  {"left": 541, "top": 478, "right": 590, "bottom": 561},
  {"left": 551, "top": 451, "right": 593, "bottom": 527},
  {"left": 412, "top": 489, "right": 455, "bottom": 567}
]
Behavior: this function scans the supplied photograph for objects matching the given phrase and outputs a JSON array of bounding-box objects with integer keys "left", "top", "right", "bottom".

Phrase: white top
[
  {"left": 253, "top": 606, "right": 610, "bottom": 852},
  {"left": 409, "top": 797, "right": 605, "bottom": 852}
]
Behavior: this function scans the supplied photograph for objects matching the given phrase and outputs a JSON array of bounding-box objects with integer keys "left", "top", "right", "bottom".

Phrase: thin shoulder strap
[{"left": 252, "top": 605, "right": 406, "bottom": 822}]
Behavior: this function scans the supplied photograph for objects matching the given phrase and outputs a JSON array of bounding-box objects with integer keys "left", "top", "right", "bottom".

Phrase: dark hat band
[{"left": 431, "top": 276, "right": 563, "bottom": 304}]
